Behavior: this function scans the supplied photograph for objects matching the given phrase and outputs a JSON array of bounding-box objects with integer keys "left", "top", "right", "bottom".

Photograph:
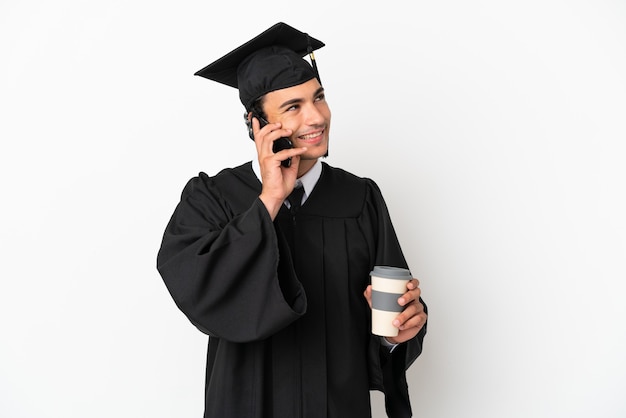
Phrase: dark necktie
[{"left": 287, "top": 185, "right": 304, "bottom": 215}]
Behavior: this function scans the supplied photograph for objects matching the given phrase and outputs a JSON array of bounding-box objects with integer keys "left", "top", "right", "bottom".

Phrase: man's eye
[{"left": 315, "top": 94, "right": 325, "bottom": 102}]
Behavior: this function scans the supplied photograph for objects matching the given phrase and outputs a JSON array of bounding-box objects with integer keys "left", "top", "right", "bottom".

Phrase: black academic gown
[{"left": 157, "top": 162, "right": 427, "bottom": 418}]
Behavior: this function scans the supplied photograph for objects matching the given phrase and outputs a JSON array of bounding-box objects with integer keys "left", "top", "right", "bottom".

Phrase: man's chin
[{"left": 299, "top": 144, "right": 329, "bottom": 160}]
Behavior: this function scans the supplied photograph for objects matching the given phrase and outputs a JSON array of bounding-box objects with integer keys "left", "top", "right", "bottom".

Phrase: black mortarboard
[{"left": 194, "top": 22, "right": 325, "bottom": 110}]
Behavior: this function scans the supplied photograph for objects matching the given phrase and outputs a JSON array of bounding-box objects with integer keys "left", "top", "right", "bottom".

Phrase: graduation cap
[{"left": 194, "top": 22, "right": 325, "bottom": 110}]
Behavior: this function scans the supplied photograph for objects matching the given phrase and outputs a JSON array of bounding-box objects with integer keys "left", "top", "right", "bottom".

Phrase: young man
[{"left": 157, "top": 22, "right": 427, "bottom": 418}]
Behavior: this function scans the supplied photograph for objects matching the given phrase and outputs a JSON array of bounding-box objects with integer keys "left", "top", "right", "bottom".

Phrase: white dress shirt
[{"left": 251, "top": 158, "right": 322, "bottom": 208}]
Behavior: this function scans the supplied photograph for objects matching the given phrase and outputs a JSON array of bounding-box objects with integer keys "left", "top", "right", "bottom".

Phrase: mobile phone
[{"left": 249, "top": 112, "right": 293, "bottom": 168}]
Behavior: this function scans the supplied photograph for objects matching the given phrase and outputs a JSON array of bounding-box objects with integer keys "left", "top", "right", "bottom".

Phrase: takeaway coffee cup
[{"left": 370, "top": 266, "right": 412, "bottom": 337}]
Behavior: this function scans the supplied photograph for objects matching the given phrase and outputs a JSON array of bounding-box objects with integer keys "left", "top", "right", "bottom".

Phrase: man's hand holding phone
[{"left": 252, "top": 116, "right": 308, "bottom": 220}]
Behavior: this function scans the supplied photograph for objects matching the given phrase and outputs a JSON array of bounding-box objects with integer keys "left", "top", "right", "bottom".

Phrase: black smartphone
[{"left": 249, "top": 112, "right": 293, "bottom": 168}]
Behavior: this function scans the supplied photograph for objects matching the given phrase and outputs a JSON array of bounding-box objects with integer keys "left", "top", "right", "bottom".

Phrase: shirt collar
[{"left": 252, "top": 158, "right": 322, "bottom": 203}]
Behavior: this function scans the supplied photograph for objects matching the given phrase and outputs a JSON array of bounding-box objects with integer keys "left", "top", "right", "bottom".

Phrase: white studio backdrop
[{"left": 1, "top": 1, "right": 625, "bottom": 417}]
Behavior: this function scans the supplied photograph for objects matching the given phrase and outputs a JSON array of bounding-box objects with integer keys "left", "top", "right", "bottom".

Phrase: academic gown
[{"left": 157, "top": 161, "right": 427, "bottom": 418}]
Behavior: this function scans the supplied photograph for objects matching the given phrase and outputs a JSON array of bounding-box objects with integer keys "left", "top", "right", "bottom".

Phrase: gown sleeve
[
  {"left": 156, "top": 173, "right": 306, "bottom": 343},
  {"left": 363, "top": 178, "right": 428, "bottom": 418}
]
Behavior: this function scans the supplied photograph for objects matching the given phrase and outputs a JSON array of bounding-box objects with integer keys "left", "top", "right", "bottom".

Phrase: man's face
[{"left": 262, "top": 78, "right": 331, "bottom": 164}]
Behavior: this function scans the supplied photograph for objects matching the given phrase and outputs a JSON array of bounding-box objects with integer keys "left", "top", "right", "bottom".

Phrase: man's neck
[{"left": 297, "top": 158, "right": 318, "bottom": 178}]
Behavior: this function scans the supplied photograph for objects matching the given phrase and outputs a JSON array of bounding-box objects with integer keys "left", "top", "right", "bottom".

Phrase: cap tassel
[{"left": 306, "top": 33, "right": 322, "bottom": 85}]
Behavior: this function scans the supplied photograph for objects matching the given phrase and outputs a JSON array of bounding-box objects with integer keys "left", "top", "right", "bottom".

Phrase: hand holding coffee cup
[{"left": 370, "top": 266, "right": 413, "bottom": 337}]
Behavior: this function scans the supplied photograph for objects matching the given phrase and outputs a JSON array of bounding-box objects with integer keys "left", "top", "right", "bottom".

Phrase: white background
[{"left": 1, "top": 1, "right": 625, "bottom": 417}]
